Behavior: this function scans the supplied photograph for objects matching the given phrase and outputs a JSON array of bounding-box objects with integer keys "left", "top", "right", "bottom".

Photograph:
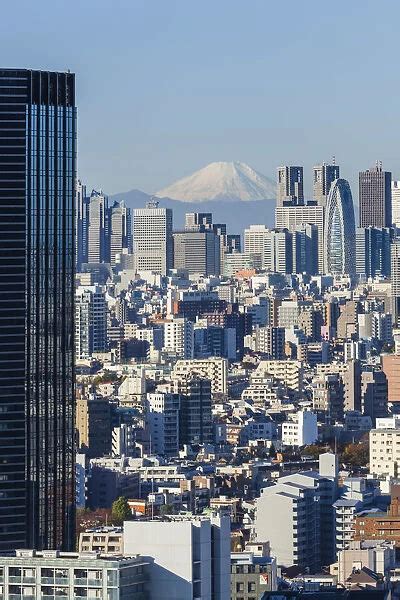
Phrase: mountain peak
[{"left": 156, "top": 161, "right": 275, "bottom": 202}]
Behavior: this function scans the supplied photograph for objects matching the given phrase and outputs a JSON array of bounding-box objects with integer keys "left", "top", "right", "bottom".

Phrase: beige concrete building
[
  {"left": 172, "top": 357, "right": 228, "bottom": 396},
  {"left": 382, "top": 354, "right": 400, "bottom": 403},
  {"left": 253, "top": 360, "right": 303, "bottom": 393},
  {"left": 79, "top": 528, "right": 124, "bottom": 554},
  {"left": 369, "top": 427, "right": 400, "bottom": 477}
]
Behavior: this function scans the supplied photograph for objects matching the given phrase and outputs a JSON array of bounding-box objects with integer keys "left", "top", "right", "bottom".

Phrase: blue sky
[{"left": 1, "top": 0, "right": 400, "bottom": 198}]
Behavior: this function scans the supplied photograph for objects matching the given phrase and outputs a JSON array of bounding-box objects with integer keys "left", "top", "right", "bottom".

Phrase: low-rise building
[{"left": 0, "top": 550, "right": 149, "bottom": 600}]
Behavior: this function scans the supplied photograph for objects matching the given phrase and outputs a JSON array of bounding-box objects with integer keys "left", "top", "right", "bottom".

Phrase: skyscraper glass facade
[
  {"left": 324, "top": 178, "right": 356, "bottom": 275},
  {"left": 0, "top": 69, "right": 76, "bottom": 551}
]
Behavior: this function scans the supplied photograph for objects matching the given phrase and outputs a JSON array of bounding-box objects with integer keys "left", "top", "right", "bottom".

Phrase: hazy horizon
[{"left": 2, "top": 0, "right": 400, "bottom": 201}]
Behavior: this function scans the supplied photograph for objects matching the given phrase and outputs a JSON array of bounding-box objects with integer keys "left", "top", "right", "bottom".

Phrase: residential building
[
  {"left": 369, "top": 426, "right": 400, "bottom": 477},
  {"left": 281, "top": 409, "right": 318, "bottom": 446},
  {"left": 172, "top": 357, "right": 228, "bottom": 395},
  {"left": 75, "top": 286, "right": 108, "bottom": 359},
  {"left": 382, "top": 354, "right": 400, "bottom": 403},
  {"left": 124, "top": 515, "right": 231, "bottom": 600},
  {"left": 79, "top": 527, "right": 124, "bottom": 554},
  {"left": 146, "top": 392, "right": 181, "bottom": 456},
  {"left": 163, "top": 317, "right": 194, "bottom": 359},
  {"left": 231, "top": 552, "right": 277, "bottom": 599},
  {"left": 76, "top": 393, "right": 112, "bottom": 458},
  {"left": 174, "top": 374, "right": 213, "bottom": 446}
]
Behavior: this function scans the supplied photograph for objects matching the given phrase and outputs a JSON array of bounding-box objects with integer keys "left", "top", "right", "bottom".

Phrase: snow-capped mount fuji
[{"left": 156, "top": 161, "right": 275, "bottom": 203}]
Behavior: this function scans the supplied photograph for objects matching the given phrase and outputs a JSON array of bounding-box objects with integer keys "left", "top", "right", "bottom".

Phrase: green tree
[{"left": 111, "top": 496, "right": 132, "bottom": 524}]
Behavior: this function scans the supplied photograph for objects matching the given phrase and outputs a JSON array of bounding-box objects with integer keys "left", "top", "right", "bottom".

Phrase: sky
[{"left": 1, "top": 0, "right": 400, "bottom": 199}]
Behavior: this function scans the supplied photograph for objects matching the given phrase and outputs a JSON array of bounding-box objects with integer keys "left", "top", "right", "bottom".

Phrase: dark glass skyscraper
[{"left": 0, "top": 69, "right": 76, "bottom": 551}]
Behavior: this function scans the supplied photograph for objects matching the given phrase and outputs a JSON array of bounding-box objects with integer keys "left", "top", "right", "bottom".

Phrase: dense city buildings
[
  {"left": 68, "top": 157, "right": 400, "bottom": 597},
  {"left": 0, "top": 69, "right": 76, "bottom": 552},
  {"left": 5, "top": 67, "right": 400, "bottom": 598}
]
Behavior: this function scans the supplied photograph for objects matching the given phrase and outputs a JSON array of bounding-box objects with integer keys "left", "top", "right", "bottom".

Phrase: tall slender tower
[
  {"left": 0, "top": 69, "right": 76, "bottom": 551},
  {"left": 87, "top": 189, "right": 108, "bottom": 263},
  {"left": 359, "top": 164, "right": 392, "bottom": 227},
  {"left": 109, "top": 200, "right": 132, "bottom": 267},
  {"left": 324, "top": 179, "right": 356, "bottom": 275}
]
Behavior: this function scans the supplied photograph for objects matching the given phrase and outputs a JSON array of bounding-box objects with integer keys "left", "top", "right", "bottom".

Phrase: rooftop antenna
[
  {"left": 332, "top": 155, "right": 336, "bottom": 166},
  {"left": 147, "top": 196, "right": 159, "bottom": 209}
]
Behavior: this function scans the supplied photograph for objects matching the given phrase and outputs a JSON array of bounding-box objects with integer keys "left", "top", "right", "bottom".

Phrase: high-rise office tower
[
  {"left": 356, "top": 226, "right": 392, "bottom": 279},
  {"left": 76, "top": 180, "right": 89, "bottom": 270},
  {"left": 0, "top": 69, "right": 76, "bottom": 551},
  {"left": 244, "top": 224, "right": 269, "bottom": 269},
  {"left": 392, "top": 181, "right": 400, "bottom": 227},
  {"left": 263, "top": 229, "right": 293, "bottom": 273},
  {"left": 133, "top": 200, "right": 173, "bottom": 275},
  {"left": 87, "top": 189, "right": 108, "bottom": 263},
  {"left": 324, "top": 179, "right": 356, "bottom": 275},
  {"left": 108, "top": 200, "right": 132, "bottom": 267},
  {"left": 277, "top": 166, "right": 304, "bottom": 206},
  {"left": 359, "top": 164, "right": 392, "bottom": 227},
  {"left": 173, "top": 228, "right": 220, "bottom": 275},
  {"left": 292, "top": 224, "right": 319, "bottom": 275},
  {"left": 275, "top": 204, "right": 325, "bottom": 273},
  {"left": 391, "top": 239, "right": 400, "bottom": 326},
  {"left": 313, "top": 162, "right": 340, "bottom": 206}
]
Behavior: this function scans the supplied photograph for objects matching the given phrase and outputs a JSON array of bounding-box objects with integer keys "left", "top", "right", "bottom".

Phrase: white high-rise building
[
  {"left": 146, "top": 392, "right": 181, "bottom": 455},
  {"left": 124, "top": 515, "right": 231, "bottom": 600},
  {"left": 75, "top": 286, "right": 107, "bottom": 359},
  {"left": 392, "top": 181, "right": 400, "bottom": 227},
  {"left": 244, "top": 224, "right": 269, "bottom": 269},
  {"left": 391, "top": 238, "right": 400, "bottom": 326},
  {"left": 275, "top": 204, "right": 325, "bottom": 273},
  {"left": 133, "top": 201, "right": 173, "bottom": 275},
  {"left": 87, "top": 190, "right": 108, "bottom": 263},
  {"left": 109, "top": 200, "right": 132, "bottom": 267},
  {"left": 163, "top": 317, "right": 194, "bottom": 359},
  {"left": 281, "top": 409, "right": 318, "bottom": 446}
]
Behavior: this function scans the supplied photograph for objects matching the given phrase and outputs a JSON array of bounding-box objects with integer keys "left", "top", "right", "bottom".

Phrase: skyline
[{"left": 1, "top": 0, "right": 400, "bottom": 197}]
